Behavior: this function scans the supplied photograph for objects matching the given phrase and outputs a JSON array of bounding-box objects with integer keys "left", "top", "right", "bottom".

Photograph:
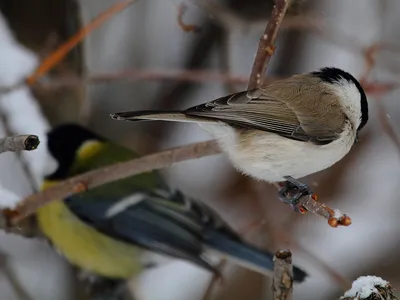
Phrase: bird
[
  {"left": 111, "top": 67, "right": 369, "bottom": 210},
  {"left": 36, "top": 123, "right": 308, "bottom": 299}
]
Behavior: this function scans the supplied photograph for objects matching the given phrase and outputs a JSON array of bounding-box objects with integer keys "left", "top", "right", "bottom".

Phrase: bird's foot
[{"left": 277, "top": 176, "right": 315, "bottom": 213}]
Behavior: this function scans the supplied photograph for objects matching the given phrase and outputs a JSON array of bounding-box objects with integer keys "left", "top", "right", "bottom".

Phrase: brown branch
[
  {"left": 272, "top": 250, "right": 293, "bottom": 300},
  {"left": 0, "top": 135, "right": 40, "bottom": 154},
  {"left": 9, "top": 140, "right": 221, "bottom": 224},
  {"left": 247, "top": 0, "right": 289, "bottom": 91}
]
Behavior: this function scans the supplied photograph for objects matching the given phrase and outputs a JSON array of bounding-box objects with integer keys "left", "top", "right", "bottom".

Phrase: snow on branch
[
  {"left": 0, "top": 135, "right": 39, "bottom": 154},
  {"left": 341, "top": 276, "right": 398, "bottom": 300}
]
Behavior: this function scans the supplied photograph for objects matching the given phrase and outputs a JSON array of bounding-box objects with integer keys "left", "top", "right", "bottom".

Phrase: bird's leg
[{"left": 277, "top": 176, "right": 313, "bottom": 213}]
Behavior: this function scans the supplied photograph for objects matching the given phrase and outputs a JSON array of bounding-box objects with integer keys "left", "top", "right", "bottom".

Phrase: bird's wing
[
  {"left": 65, "top": 188, "right": 228, "bottom": 275},
  {"left": 184, "top": 84, "right": 347, "bottom": 144}
]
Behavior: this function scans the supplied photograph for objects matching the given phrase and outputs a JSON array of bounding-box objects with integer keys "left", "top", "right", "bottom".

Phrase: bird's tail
[
  {"left": 110, "top": 110, "right": 213, "bottom": 124},
  {"left": 203, "top": 230, "right": 308, "bottom": 283}
]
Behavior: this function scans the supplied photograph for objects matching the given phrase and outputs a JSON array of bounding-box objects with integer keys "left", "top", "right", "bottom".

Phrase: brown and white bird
[{"left": 111, "top": 67, "right": 368, "bottom": 209}]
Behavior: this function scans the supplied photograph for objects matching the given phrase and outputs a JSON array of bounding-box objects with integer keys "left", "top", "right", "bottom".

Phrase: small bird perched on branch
[
  {"left": 111, "top": 67, "right": 369, "bottom": 211},
  {"left": 37, "top": 123, "right": 307, "bottom": 299}
]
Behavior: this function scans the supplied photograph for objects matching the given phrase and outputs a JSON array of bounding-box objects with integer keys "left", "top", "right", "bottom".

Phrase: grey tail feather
[
  {"left": 203, "top": 230, "right": 308, "bottom": 283},
  {"left": 110, "top": 110, "right": 212, "bottom": 124}
]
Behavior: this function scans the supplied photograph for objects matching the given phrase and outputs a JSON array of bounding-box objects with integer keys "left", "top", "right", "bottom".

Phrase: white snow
[{"left": 341, "top": 276, "right": 388, "bottom": 299}]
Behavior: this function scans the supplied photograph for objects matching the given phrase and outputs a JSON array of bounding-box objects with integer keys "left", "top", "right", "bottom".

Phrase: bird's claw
[{"left": 277, "top": 177, "right": 313, "bottom": 213}]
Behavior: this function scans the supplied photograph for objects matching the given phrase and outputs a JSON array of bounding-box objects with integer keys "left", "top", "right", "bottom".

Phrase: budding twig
[{"left": 0, "top": 135, "right": 40, "bottom": 154}]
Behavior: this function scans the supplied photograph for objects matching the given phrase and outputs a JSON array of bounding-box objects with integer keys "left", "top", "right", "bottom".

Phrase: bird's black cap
[
  {"left": 46, "top": 123, "right": 104, "bottom": 179},
  {"left": 311, "top": 67, "right": 368, "bottom": 131}
]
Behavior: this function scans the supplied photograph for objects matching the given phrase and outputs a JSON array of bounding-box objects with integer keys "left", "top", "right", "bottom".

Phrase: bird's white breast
[{"left": 199, "top": 122, "right": 355, "bottom": 182}]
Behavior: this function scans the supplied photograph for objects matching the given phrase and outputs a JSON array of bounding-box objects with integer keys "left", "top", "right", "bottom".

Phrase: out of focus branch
[
  {"left": 340, "top": 276, "right": 398, "bottom": 300},
  {"left": 1, "top": 69, "right": 272, "bottom": 94},
  {"left": 248, "top": 0, "right": 289, "bottom": 90},
  {"left": 272, "top": 250, "right": 293, "bottom": 300},
  {"left": 38, "top": 69, "right": 253, "bottom": 89},
  {"left": 10, "top": 140, "right": 221, "bottom": 224},
  {"left": 0, "top": 135, "right": 39, "bottom": 154},
  {"left": 26, "top": 0, "right": 138, "bottom": 86},
  {"left": 0, "top": 71, "right": 397, "bottom": 95}
]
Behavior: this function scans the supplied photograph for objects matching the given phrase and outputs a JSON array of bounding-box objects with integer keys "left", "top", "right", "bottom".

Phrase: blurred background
[{"left": 0, "top": 0, "right": 399, "bottom": 299}]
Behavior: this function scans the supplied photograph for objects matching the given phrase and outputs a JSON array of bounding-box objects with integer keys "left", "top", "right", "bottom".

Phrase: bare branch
[
  {"left": 41, "top": 69, "right": 252, "bottom": 89},
  {"left": 273, "top": 250, "right": 293, "bottom": 300},
  {"left": 9, "top": 140, "right": 221, "bottom": 224},
  {"left": 248, "top": 0, "right": 289, "bottom": 91},
  {"left": 0, "top": 135, "right": 40, "bottom": 154}
]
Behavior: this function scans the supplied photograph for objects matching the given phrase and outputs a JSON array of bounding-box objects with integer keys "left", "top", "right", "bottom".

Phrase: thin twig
[
  {"left": 0, "top": 135, "right": 40, "bottom": 154},
  {"left": 272, "top": 250, "right": 293, "bottom": 300},
  {"left": 9, "top": 140, "right": 221, "bottom": 224},
  {"left": 25, "top": 0, "right": 138, "bottom": 86},
  {"left": 38, "top": 69, "right": 252, "bottom": 90},
  {"left": 273, "top": 183, "right": 351, "bottom": 228},
  {"left": 248, "top": 0, "right": 289, "bottom": 91}
]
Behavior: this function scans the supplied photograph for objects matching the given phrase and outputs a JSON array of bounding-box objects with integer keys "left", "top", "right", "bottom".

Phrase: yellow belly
[{"left": 37, "top": 197, "right": 141, "bottom": 279}]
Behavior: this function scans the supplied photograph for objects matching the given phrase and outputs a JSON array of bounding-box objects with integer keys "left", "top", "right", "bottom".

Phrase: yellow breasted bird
[{"left": 37, "top": 123, "right": 307, "bottom": 298}]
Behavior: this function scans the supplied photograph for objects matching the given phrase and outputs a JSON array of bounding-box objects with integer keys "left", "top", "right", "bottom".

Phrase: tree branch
[
  {"left": 247, "top": 0, "right": 289, "bottom": 91},
  {"left": 272, "top": 250, "right": 293, "bottom": 300},
  {"left": 10, "top": 140, "right": 221, "bottom": 224},
  {"left": 0, "top": 135, "right": 40, "bottom": 154}
]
